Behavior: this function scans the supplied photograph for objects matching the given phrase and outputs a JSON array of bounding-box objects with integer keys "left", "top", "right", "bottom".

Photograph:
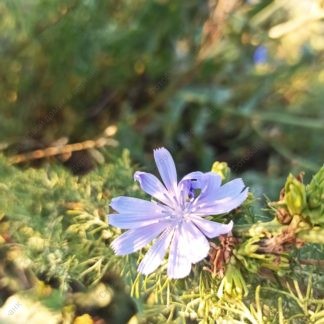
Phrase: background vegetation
[{"left": 0, "top": 0, "right": 323, "bottom": 323}]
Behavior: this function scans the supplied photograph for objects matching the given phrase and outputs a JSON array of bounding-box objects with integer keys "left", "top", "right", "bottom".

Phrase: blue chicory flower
[
  {"left": 253, "top": 45, "right": 268, "bottom": 65},
  {"left": 109, "top": 148, "right": 248, "bottom": 279}
]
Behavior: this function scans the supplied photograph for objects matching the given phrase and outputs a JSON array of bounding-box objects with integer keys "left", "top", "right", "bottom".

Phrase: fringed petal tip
[
  {"left": 153, "top": 147, "right": 172, "bottom": 156},
  {"left": 133, "top": 170, "right": 141, "bottom": 182},
  {"left": 110, "top": 240, "right": 119, "bottom": 255},
  {"left": 192, "top": 217, "right": 233, "bottom": 238},
  {"left": 227, "top": 219, "right": 234, "bottom": 232},
  {"left": 153, "top": 147, "right": 166, "bottom": 153},
  {"left": 239, "top": 186, "right": 249, "bottom": 203}
]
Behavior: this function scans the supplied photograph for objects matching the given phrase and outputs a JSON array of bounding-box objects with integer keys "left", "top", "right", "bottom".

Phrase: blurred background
[{"left": 1, "top": 0, "right": 323, "bottom": 199}]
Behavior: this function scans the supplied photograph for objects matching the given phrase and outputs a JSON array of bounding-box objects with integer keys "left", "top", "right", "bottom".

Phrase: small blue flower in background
[
  {"left": 253, "top": 45, "right": 268, "bottom": 65},
  {"left": 109, "top": 148, "right": 248, "bottom": 279}
]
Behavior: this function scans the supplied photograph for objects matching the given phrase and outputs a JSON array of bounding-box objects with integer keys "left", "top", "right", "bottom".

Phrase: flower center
[
  {"left": 160, "top": 189, "right": 196, "bottom": 223},
  {"left": 166, "top": 207, "right": 191, "bottom": 224}
]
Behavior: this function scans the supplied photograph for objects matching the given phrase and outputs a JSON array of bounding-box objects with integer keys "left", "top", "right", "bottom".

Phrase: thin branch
[{"left": 8, "top": 137, "right": 118, "bottom": 164}]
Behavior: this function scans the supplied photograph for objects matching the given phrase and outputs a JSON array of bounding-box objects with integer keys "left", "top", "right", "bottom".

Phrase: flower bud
[
  {"left": 284, "top": 174, "right": 306, "bottom": 215},
  {"left": 305, "top": 166, "right": 324, "bottom": 225},
  {"left": 211, "top": 161, "right": 231, "bottom": 181},
  {"left": 217, "top": 260, "right": 248, "bottom": 299}
]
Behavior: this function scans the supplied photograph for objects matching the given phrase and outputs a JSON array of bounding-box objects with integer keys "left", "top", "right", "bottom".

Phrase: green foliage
[
  {"left": 0, "top": 150, "right": 139, "bottom": 322},
  {"left": 0, "top": 0, "right": 323, "bottom": 323},
  {"left": 0, "top": 151, "right": 135, "bottom": 287},
  {"left": 0, "top": 152, "right": 323, "bottom": 323}
]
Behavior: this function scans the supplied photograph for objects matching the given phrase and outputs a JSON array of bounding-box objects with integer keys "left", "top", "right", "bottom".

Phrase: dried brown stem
[{"left": 9, "top": 137, "right": 118, "bottom": 164}]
